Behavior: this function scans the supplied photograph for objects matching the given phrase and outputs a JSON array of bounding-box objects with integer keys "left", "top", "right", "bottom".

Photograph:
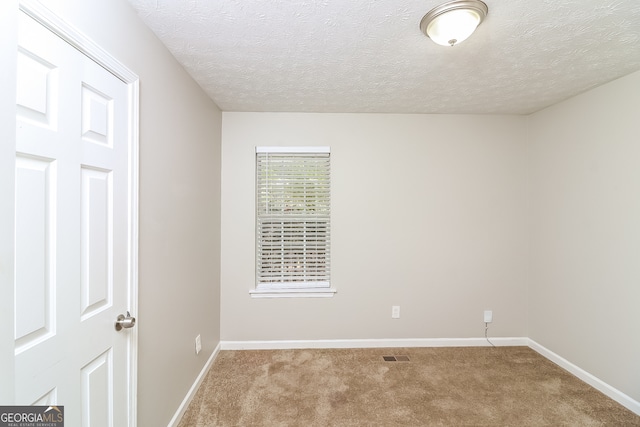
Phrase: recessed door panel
[
  {"left": 81, "top": 349, "right": 113, "bottom": 427},
  {"left": 81, "top": 84, "right": 112, "bottom": 147},
  {"left": 80, "top": 167, "right": 113, "bottom": 320},
  {"left": 14, "top": 155, "right": 56, "bottom": 353},
  {"left": 16, "top": 47, "right": 58, "bottom": 128}
]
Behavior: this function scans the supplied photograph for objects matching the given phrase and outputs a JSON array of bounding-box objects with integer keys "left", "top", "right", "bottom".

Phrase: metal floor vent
[{"left": 382, "top": 355, "right": 410, "bottom": 362}]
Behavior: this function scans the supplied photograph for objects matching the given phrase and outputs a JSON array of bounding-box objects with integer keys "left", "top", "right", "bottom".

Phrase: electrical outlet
[
  {"left": 484, "top": 310, "right": 493, "bottom": 323},
  {"left": 195, "top": 334, "right": 202, "bottom": 355},
  {"left": 391, "top": 306, "right": 400, "bottom": 319}
]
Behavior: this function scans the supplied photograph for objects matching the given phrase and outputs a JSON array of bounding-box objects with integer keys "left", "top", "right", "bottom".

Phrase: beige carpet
[{"left": 178, "top": 347, "right": 640, "bottom": 426}]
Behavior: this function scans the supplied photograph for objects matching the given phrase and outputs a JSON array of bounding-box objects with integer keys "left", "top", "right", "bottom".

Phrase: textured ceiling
[{"left": 127, "top": 0, "right": 640, "bottom": 114}]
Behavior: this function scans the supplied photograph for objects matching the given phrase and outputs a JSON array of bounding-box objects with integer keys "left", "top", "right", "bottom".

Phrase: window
[{"left": 252, "top": 146, "right": 334, "bottom": 297}]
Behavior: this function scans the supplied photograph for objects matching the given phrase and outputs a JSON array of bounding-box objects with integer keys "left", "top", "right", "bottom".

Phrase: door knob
[{"left": 115, "top": 311, "right": 136, "bottom": 331}]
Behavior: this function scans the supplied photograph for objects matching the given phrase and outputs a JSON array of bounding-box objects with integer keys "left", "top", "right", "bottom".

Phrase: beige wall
[
  {"left": 0, "top": 1, "right": 222, "bottom": 426},
  {"left": 221, "top": 113, "right": 528, "bottom": 341},
  {"left": 528, "top": 70, "right": 640, "bottom": 402}
]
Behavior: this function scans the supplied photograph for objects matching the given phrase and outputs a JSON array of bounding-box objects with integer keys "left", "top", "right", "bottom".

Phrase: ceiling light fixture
[{"left": 420, "top": 0, "right": 488, "bottom": 47}]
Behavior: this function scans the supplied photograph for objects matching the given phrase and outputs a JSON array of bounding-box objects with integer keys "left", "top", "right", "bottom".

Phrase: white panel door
[{"left": 14, "top": 11, "right": 133, "bottom": 426}]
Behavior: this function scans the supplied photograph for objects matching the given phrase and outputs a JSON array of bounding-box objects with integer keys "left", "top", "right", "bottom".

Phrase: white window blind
[{"left": 255, "top": 147, "right": 331, "bottom": 294}]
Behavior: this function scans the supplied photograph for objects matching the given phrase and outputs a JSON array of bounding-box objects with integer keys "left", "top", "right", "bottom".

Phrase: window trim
[{"left": 252, "top": 146, "right": 335, "bottom": 298}]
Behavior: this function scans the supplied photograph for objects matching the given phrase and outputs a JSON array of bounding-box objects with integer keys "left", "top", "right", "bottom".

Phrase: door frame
[{"left": 17, "top": 0, "right": 140, "bottom": 424}]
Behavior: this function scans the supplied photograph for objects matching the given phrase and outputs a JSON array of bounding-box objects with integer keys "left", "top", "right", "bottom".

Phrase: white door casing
[{"left": 13, "top": 2, "right": 138, "bottom": 426}]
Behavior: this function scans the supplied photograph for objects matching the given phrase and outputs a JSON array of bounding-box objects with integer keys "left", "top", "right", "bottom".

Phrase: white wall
[
  {"left": 0, "top": 1, "right": 222, "bottom": 426},
  {"left": 221, "top": 113, "right": 528, "bottom": 341},
  {"left": 528, "top": 70, "right": 640, "bottom": 403}
]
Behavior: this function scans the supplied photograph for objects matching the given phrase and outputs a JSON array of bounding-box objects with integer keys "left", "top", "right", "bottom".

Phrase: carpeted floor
[{"left": 178, "top": 347, "right": 640, "bottom": 426}]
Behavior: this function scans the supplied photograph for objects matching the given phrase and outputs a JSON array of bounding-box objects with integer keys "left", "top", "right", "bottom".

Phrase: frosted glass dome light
[{"left": 420, "top": 0, "right": 488, "bottom": 47}]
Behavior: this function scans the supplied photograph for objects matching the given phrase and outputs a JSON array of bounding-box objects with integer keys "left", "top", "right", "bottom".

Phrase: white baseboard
[
  {"left": 528, "top": 339, "right": 640, "bottom": 416},
  {"left": 220, "top": 337, "right": 528, "bottom": 350},
  {"left": 167, "top": 342, "right": 221, "bottom": 427}
]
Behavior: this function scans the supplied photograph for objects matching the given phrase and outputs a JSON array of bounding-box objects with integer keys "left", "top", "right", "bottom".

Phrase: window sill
[{"left": 249, "top": 287, "right": 337, "bottom": 298}]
